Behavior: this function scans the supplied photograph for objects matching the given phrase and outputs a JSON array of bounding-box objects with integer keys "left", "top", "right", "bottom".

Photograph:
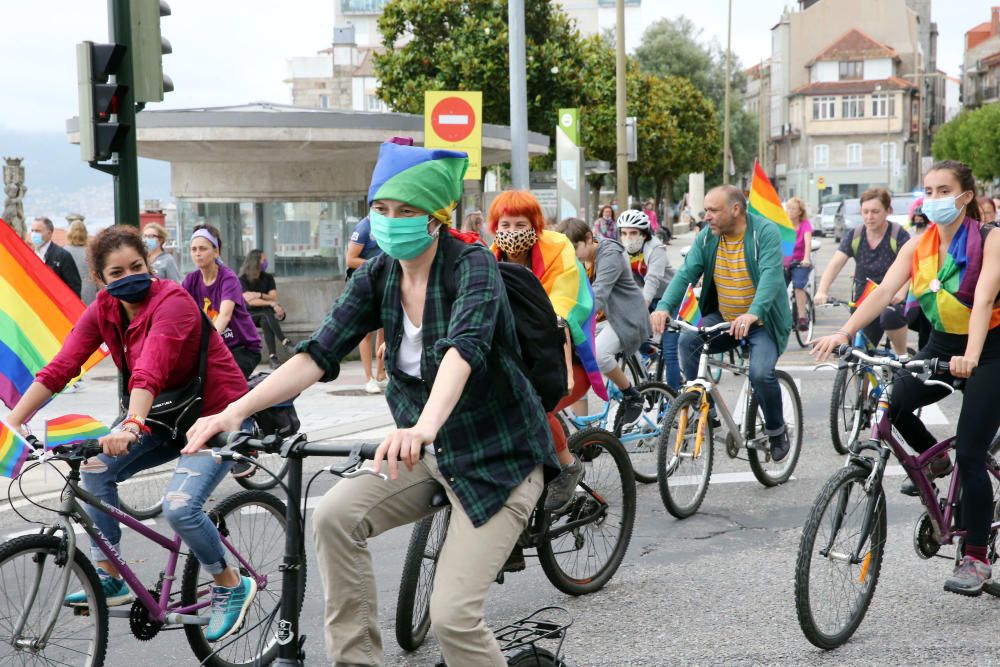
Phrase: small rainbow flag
[
  {"left": 45, "top": 414, "right": 109, "bottom": 449},
  {"left": 0, "top": 418, "right": 32, "bottom": 479},
  {"left": 0, "top": 219, "right": 108, "bottom": 409},
  {"left": 676, "top": 284, "right": 702, "bottom": 325},
  {"left": 748, "top": 160, "right": 796, "bottom": 258},
  {"left": 854, "top": 279, "right": 878, "bottom": 307}
]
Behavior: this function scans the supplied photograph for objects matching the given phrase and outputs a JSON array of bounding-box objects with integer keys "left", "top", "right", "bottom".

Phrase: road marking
[
  {"left": 665, "top": 471, "right": 795, "bottom": 486},
  {"left": 919, "top": 403, "right": 949, "bottom": 425},
  {"left": 2, "top": 518, "right": 157, "bottom": 542}
]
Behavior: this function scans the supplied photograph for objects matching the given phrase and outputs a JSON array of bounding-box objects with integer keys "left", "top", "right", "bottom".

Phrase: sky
[{"left": 0, "top": 0, "right": 982, "bottom": 135}]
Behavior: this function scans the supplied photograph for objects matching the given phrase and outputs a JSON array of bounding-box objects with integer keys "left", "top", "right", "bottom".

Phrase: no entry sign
[{"left": 424, "top": 90, "right": 482, "bottom": 180}]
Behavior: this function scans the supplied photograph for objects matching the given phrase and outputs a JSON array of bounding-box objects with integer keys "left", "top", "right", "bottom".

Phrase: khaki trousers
[{"left": 312, "top": 455, "right": 543, "bottom": 666}]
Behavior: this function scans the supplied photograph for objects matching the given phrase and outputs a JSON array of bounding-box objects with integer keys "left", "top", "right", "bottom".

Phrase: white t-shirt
[{"left": 397, "top": 310, "right": 435, "bottom": 455}]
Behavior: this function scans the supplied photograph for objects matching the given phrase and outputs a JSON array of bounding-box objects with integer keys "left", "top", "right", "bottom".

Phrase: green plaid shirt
[{"left": 300, "top": 235, "right": 556, "bottom": 527}]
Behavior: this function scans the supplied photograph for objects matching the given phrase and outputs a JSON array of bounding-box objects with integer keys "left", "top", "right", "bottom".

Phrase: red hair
[{"left": 488, "top": 190, "right": 546, "bottom": 234}]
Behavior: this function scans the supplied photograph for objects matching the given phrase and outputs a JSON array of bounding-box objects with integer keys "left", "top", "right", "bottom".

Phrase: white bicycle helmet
[{"left": 616, "top": 209, "right": 650, "bottom": 231}]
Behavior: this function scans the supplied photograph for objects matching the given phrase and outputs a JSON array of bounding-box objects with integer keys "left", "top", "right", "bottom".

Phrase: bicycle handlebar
[
  {"left": 667, "top": 319, "right": 731, "bottom": 336},
  {"left": 835, "top": 345, "right": 950, "bottom": 375},
  {"left": 208, "top": 431, "right": 381, "bottom": 460}
]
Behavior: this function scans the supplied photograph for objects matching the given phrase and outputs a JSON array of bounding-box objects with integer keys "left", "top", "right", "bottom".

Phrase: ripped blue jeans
[{"left": 81, "top": 430, "right": 235, "bottom": 575}]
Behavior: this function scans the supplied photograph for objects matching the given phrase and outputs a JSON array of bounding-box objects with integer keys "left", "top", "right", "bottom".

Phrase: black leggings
[
  {"left": 229, "top": 344, "right": 260, "bottom": 380},
  {"left": 251, "top": 309, "right": 287, "bottom": 357},
  {"left": 889, "top": 329, "right": 1000, "bottom": 547}
]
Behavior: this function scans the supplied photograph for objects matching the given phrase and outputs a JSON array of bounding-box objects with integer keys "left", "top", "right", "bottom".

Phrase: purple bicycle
[
  {"left": 0, "top": 435, "right": 293, "bottom": 666},
  {"left": 794, "top": 346, "right": 1000, "bottom": 649}
]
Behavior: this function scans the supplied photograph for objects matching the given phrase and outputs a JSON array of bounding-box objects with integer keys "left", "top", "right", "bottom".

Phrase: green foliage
[{"left": 932, "top": 105, "right": 1000, "bottom": 181}]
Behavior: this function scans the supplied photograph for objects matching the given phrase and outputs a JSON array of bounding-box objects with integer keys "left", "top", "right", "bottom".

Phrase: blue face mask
[
  {"left": 106, "top": 273, "right": 153, "bottom": 304},
  {"left": 922, "top": 193, "right": 969, "bottom": 226},
  {"left": 369, "top": 209, "right": 438, "bottom": 260},
  {"left": 30, "top": 232, "right": 44, "bottom": 246},
  {"left": 144, "top": 237, "right": 159, "bottom": 251}
]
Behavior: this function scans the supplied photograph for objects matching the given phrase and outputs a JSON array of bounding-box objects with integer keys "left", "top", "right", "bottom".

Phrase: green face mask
[{"left": 369, "top": 209, "right": 437, "bottom": 260}]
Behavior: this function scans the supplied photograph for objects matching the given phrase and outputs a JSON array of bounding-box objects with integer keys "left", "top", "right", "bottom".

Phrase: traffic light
[
  {"left": 76, "top": 41, "right": 129, "bottom": 162},
  {"left": 130, "top": 0, "right": 173, "bottom": 103}
]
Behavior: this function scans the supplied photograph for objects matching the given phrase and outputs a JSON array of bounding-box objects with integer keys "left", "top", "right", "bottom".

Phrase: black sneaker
[
  {"left": 268, "top": 354, "right": 280, "bottom": 370},
  {"left": 619, "top": 391, "right": 644, "bottom": 424},
  {"left": 769, "top": 430, "right": 790, "bottom": 462},
  {"left": 901, "top": 454, "right": 953, "bottom": 496},
  {"left": 544, "top": 457, "right": 584, "bottom": 512}
]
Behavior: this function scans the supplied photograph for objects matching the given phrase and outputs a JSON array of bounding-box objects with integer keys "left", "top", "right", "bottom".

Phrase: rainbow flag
[
  {"left": 675, "top": 284, "right": 702, "bottom": 325},
  {"left": 748, "top": 160, "right": 796, "bottom": 258},
  {"left": 854, "top": 279, "right": 878, "bottom": 307},
  {"left": 0, "top": 418, "right": 32, "bottom": 479},
  {"left": 0, "top": 220, "right": 108, "bottom": 409},
  {"left": 45, "top": 414, "right": 109, "bottom": 449}
]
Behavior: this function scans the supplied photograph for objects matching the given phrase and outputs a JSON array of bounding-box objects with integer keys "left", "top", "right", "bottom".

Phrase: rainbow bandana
[
  {"left": 909, "top": 216, "right": 1000, "bottom": 334},
  {"left": 367, "top": 142, "right": 469, "bottom": 223}
]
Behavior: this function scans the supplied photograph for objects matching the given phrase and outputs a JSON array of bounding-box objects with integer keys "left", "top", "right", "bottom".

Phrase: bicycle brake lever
[
  {"left": 921, "top": 378, "right": 956, "bottom": 394},
  {"left": 812, "top": 363, "right": 838, "bottom": 371},
  {"left": 339, "top": 467, "right": 388, "bottom": 481}
]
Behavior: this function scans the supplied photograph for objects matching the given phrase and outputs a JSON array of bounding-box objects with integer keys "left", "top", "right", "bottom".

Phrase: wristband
[
  {"left": 835, "top": 329, "right": 853, "bottom": 341},
  {"left": 120, "top": 417, "right": 151, "bottom": 435}
]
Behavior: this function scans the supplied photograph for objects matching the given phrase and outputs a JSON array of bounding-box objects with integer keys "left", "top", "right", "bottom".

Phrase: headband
[{"left": 191, "top": 228, "right": 219, "bottom": 249}]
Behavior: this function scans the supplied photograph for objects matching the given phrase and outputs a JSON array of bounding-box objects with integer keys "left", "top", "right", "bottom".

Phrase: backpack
[
  {"left": 849, "top": 222, "right": 904, "bottom": 257},
  {"left": 373, "top": 230, "right": 568, "bottom": 411},
  {"left": 247, "top": 371, "right": 301, "bottom": 437}
]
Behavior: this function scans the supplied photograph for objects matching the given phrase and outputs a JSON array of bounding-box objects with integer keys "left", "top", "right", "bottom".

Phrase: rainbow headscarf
[
  {"left": 909, "top": 216, "right": 1000, "bottom": 334},
  {"left": 367, "top": 142, "right": 468, "bottom": 223},
  {"left": 492, "top": 230, "right": 608, "bottom": 401}
]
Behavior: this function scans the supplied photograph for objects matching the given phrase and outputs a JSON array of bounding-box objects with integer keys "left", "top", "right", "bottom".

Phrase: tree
[{"left": 932, "top": 105, "right": 1000, "bottom": 182}]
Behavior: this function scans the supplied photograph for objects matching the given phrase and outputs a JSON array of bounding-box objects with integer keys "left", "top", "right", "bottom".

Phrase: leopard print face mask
[{"left": 495, "top": 228, "right": 538, "bottom": 256}]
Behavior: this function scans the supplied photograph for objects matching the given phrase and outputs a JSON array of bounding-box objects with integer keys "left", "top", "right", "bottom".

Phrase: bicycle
[
  {"left": 656, "top": 319, "right": 804, "bottom": 518},
  {"left": 207, "top": 431, "right": 577, "bottom": 666},
  {"left": 0, "top": 432, "right": 292, "bottom": 666},
  {"left": 793, "top": 347, "right": 998, "bottom": 650},
  {"left": 395, "top": 427, "right": 635, "bottom": 652}
]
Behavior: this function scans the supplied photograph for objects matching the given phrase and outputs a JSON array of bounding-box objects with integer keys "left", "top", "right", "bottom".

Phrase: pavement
[{"left": 4, "top": 227, "right": 998, "bottom": 665}]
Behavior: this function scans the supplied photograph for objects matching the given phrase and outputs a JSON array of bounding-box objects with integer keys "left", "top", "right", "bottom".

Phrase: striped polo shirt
[{"left": 714, "top": 231, "right": 755, "bottom": 321}]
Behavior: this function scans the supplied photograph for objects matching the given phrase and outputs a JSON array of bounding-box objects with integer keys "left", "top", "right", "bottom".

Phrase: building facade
[{"left": 962, "top": 7, "right": 1000, "bottom": 109}]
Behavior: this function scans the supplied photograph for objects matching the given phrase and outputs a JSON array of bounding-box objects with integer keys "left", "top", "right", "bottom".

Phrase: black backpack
[{"left": 373, "top": 232, "right": 568, "bottom": 411}]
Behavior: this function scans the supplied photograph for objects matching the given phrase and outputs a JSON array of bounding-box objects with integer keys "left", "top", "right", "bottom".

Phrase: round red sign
[{"left": 431, "top": 97, "right": 476, "bottom": 143}]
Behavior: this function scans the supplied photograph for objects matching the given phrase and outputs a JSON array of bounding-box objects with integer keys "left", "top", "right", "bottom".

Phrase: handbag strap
[{"left": 119, "top": 307, "right": 213, "bottom": 402}]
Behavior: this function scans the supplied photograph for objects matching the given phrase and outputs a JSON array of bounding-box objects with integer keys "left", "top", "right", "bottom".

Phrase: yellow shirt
[{"left": 714, "top": 231, "right": 755, "bottom": 321}]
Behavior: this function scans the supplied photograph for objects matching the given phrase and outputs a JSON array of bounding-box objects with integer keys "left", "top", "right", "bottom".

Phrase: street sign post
[
  {"left": 556, "top": 108, "right": 586, "bottom": 221},
  {"left": 424, "top": 91, "right": 482, "bottom": 180}
]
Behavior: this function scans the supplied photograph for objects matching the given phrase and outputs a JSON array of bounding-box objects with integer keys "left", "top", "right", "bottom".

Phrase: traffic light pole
[{"left": 107, "top": 0, "right": 140, "bottom": 227}]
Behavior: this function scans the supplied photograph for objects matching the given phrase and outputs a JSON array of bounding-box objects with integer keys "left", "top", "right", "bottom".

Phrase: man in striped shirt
[{"left": 652, "top": 186, "right": 794, "bottom": 460}]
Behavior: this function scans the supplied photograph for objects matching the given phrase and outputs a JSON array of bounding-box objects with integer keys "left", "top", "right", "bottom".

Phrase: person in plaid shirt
[{"left": 186, "top": 140, "right": 557, "bottom": 666}]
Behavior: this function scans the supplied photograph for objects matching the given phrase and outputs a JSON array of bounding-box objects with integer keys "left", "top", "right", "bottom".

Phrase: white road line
[
  {"left": 2, "top": 518, "right": 157, "bottom": 542},
  {"left": 919, "top": 403, "right": 949, "bottom": 425},
  {"left": 666, "top": 471, "right": 795, "bottom": 486}
]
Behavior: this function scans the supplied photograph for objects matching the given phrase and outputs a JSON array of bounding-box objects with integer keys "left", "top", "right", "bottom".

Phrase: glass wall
[{"left": 177, "top": 201, "right": 257, "bottom": 275}]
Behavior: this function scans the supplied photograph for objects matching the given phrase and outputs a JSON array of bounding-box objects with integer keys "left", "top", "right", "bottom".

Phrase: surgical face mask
[
  {"left": 143, "top": 237, "right": 159, "bottom": 252},
  {"left": 30, "top": 231, "right": 44, "bottom": 246},
  {"left": 494, "top": 228, "right": 537, "bottom": 256},
  {"left": 369, "top": 209, "right": 437, "bottom": 260},
  {"left": 922, "top": 193, "right": 969, "bottom": 226},
  {"left": 106, "top": 273, "right": 153, "bottom": 304},
  {"left": 623, "top": 237, "right": 644, "bottom": 255}
]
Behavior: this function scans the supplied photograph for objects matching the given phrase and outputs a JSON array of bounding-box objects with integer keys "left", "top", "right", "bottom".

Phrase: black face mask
[{"left": 106, "top": 273, "right": 153, "bottom": 303}]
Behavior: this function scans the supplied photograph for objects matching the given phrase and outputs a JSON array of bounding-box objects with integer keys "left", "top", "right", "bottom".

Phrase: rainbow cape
[
  {"left": 493, "top": 230, "right": 608, "bottom": 401},
  {"left": 854, "top": 279, "right": 878, "bottom": 307},
  {"left": 0, "top": 418, "right": 31, "bottom": 478},
  {"left": 748, "top": 160, "right": 796, "bottom": 258},
  {"left": 45, "top": 414, "right": 109, "bottom": 449},
  {"left": 0, "top": 220, "right": 108, "bottom": 409},
  {"left": 675, "top": 284, "right": 702, "bottom": 325}
]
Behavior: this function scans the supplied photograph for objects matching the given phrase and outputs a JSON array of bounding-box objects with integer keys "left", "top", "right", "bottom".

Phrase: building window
[
  {"left": 812, "top": 96, "right": 835, "bottom": 120},
  {"left": 880, "top": 142, "right": 897, "bottom": 166},
  {"left": 871, "top": 92, "right": 895, "bottom": 117},
  {"left": 814, "top": 144, "right": 829, "bottom": 167},
  {"left": 842, "top": 95, "right": 865, "bottom": 119},
  {"left": 839, "top": 60, "right": 863, "bottom": 80},
  {"left": 846, "top": 143, "right": 862, "bottom": 167},
  {"left": 318, "top": 94, "right": 329, "bottom": 109}
]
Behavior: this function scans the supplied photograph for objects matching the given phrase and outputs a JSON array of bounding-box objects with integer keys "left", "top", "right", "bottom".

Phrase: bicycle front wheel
[
  {"left": 657, "top": 390, "right": 713, "bottom": 518},
  {"left": 830, "top": 366, "right": 870, "bottom": 455},
  {"left": 613, "top": 381, "right": 676, "bottom": 483},
  {"left": 395, "top": 506, "right": 451, "bottom": 651},
  {"left": 537, "top": 428, "right": 636, "bottom": 596},
  {"left": 793, "top": 293, "right": 815, "bottom": 348},
  {"left": 747, "top": 370, "right": 803, "bottom": 486},
  {"left": 795, "top": 464, "right": 886, "bottom": 650},
  {"left": 0, "top": 533, "right": 108, "bottom": 666},
  {"left": 182, "top": 490, "right": 298, "bottom": 667}
]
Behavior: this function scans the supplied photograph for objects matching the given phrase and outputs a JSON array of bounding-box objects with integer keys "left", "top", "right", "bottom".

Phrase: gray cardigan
[{"left": 593, "top": 238, "right": 652, "bottom": 356}]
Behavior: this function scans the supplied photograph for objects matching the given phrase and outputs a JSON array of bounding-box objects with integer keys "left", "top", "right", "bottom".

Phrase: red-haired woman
[{"left": 488, "top": 190, "right": 608, "bottom": 510}]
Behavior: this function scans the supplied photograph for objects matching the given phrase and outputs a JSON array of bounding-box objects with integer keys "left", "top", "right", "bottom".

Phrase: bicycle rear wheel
[
  {"left": 118, "top": 462, "right": 173, "bottom": 520},
  {"left": 657, "top": 390, "right": 713, "bottom": 519},
  {"left": 0, "top": 533, "right": 108, "bottom": 666},
  {"left": 830, "top": 366, "right": 870, "bottom": 455},
  {"left": 613, "top": 381, "right": 676, "bottom": 483},
  {"left": 182, "top": 490, "right": 298, "bottom": 667},
  {"left": 395, "top": 506, "right": 451, "bottom": 652},
  {"left": 747, "top": 370, "right": 803, "bottom": 486},
  {"left": 537, "top": 428, "right": 635, "bottom": 596},
  {"left": 795, "top": 464, "right": 886, "bottom": 649}
]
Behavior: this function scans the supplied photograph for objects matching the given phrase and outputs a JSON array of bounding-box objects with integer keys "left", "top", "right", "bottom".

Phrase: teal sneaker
[
  {"left": 66, "top": 567, "right": 133, "bottom": 607},
  {"left": 205, "top": 576, "right": 258, "bottom": 642}
]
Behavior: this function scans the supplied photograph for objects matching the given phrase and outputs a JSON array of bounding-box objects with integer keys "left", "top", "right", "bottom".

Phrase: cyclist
[
  {"left": 488, "top": 189, "right": 606, "bottom": 511},
  {"left": 5, "top": 225, "right": 257, "bottom": 642},
  {"left": 783, "top": 196, "right": 813, "bottom": 332},
  {"left": 186, "top": 141, "right": 557, "bottom": 667},
  {"left": 559, "top": 218, "right": 650, "bottom": 426},
  {"left": 812, "top": 160, "right": 1000, "bottom": 595},
  {"left": 814, "top": 188, "right": 911, "bottom": 355},
  {"left": 617, "top": 209, "right": 682, "bottom": 390},
  {"left": 650, "top": 185, "right": 793, "bottom": 461}
]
